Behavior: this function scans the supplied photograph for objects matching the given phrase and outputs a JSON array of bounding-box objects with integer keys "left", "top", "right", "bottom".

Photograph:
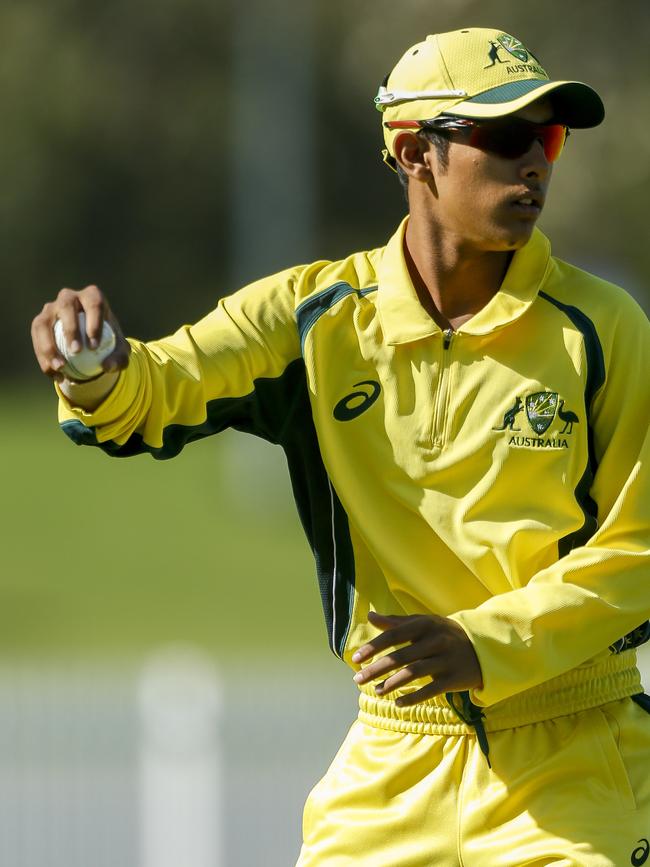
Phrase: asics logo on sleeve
[
  {"left": 631, "top": 839, "right": 650, "bottom": 866},
  {"left": 333, "top": 381, "right": 381, "bottom": 421}
]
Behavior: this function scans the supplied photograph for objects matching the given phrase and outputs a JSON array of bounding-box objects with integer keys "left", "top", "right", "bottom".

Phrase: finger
[
  {"left": 31, "top": 304, "right": 66, "bottom": 377},
  {"left": 353, "top": 639, "right": 437, "bottom": 685},
  {"left": 352, "top": 615, "right": 430, "bottom": 663},
  {"left": 101, "top": 338, "right": 131, "bottom": 373},
  {"left": 374, "top": 658, "right": 441, "bottom": 695},
  {"left": 394, "top": 678, "right": 453, "bottom": 707},
  {"left": 367, "top": 611, "right": 408, "bottom": 627},
  {"left": 78, "top": 285, "right": 107, "bottom": 349},
  {"left": 55, "top": 289, "right": 83, "bottom": 354}
]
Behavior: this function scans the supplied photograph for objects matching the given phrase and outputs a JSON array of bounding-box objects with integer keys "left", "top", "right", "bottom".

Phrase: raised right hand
[{"left": 31, "top": 285, "right": 131, "bottom": 383}]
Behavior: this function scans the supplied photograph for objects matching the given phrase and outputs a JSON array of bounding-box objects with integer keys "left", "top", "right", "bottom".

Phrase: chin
[{"left": 489, "top": 223, "right": 536, "bottom": 251}]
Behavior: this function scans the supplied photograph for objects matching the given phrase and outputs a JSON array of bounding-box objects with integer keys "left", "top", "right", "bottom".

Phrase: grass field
[
  {"left": 8, "top": 381, "right": 650, "bottom": 684},
  {"left": 1, "top": 382, "right": 329, "bottom": 661}
]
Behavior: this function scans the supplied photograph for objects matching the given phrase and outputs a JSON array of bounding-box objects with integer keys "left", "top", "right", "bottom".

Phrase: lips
[{"left": 511, "top": 189, "right": 545, "bottom": 211}]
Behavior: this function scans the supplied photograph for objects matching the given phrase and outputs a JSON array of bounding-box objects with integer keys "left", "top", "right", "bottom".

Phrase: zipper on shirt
[{"left": 430, "top": 328, "right": 454, "bottom": 448}]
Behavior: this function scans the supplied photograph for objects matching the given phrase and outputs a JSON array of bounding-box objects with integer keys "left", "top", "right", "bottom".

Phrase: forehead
[{"left": 512, "top": 97, "right": 555, "bottom": 124}]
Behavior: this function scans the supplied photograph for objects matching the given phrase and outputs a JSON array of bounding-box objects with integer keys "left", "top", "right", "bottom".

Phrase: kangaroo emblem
[
  {"left": 493, "top": 397, "right": 523, "bottom": 431},
  {"left": 557, "top": 400, "right": 579, "bottom": 434},
  {"left": 484, "top": 41, "right": 507, "bottom": 68}
]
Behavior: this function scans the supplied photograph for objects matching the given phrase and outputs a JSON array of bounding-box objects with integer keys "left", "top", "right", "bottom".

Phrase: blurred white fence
[
  {"left": 0, "top": 649, "right": 357, "bottom": 867},
  {"left": 0, "top": 645, "right": 648, "bottom": 867}
]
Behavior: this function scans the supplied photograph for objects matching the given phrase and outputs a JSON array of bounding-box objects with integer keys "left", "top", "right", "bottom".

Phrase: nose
[{"left": 519, "top": 137, "right": 551, "bottom": 181}]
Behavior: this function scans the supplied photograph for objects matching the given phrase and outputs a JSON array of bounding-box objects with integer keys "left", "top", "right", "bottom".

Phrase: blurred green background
[{"left": 4, "top": 0, "right": 649, "bottom": 660}]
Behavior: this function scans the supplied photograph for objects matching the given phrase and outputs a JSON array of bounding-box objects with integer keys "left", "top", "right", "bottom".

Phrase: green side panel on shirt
[
  {"left": 537, "top": 292, "right": 647, "bottom": 651},
  {"left": 538, "top": 290, "right": 605, "bottom": 556},
  {"left": 60, "top": 359, "right": 355, "bottom": 658},
  {"left": 296, "top": 282, "right": 377, "bottom": 350}
]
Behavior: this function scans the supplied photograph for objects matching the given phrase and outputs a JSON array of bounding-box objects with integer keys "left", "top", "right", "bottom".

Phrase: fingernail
[
  {"left": 70, "top": 340, "right": 81, "bottom": 354},
  {"left": 351, "top": 651, "right": 361, "bottom": 663},
  {"left": 89, "top": 337, "right": 98, "bottom": 349},
  {"left": 353, "top": 672, "right": 364, "bottom": 683},
  {"left": 51, "top": 358, "right": 63, "bottom": 370}
]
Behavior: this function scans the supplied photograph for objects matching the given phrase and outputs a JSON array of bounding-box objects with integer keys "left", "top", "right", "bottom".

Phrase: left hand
[{"left": 352, "top": 611, "right": 483, "bottom": 706}]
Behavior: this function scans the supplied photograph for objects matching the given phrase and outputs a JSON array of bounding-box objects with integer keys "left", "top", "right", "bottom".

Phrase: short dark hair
[{"left": 395, "top": 130, "right": 450, "bottom": 202}]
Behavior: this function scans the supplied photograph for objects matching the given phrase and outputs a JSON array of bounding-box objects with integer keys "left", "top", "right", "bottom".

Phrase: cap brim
[{"left": 447, "top": 79, "right": 604, "bottom": 128}]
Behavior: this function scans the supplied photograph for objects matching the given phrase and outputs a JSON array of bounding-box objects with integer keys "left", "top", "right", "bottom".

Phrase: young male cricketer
[{"left": 32, "top": 26, "right": 650, "bottom": 867}]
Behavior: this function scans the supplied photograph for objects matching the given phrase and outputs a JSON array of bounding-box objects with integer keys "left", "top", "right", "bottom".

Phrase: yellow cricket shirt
[{"left": 58, "top": 219, "right": 650, "bottom": 708}]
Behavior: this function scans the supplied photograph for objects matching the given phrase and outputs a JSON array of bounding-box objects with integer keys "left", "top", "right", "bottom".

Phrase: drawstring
[
  {"left": 631, "top": 693, "right": 650, "bottom": 715},
  {"left": 446, "top": 688, "right": 650, "bottom": 767},
  {"left": 446, "top": 690, "right": 492, "bottom": 768}
]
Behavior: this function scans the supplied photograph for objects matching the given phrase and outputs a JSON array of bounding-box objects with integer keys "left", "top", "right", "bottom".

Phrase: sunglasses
[{"left": 384, "top": 116, "right": 570, "bottom": 163}]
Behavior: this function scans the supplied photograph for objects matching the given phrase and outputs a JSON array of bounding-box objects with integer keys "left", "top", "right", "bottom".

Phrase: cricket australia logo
[
  {"left": 496, "top": 33, "right": 532, "bottom": 62},
  {"left": 526, "top": 391, "right": 558, "bottom": 434},
  {"left": 493, "top": 391, "right": 579, "bottom": 449},
  {"left": 484, "top": 33, "right": 545, "bottom": 74}
]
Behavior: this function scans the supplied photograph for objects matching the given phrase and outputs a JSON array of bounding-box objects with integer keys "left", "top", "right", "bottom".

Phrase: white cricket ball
[{"left": 54, "top": 311, "right": 116, "bottom": 381}]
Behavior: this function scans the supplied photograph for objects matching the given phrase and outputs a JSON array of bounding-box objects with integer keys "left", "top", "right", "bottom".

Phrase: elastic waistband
[{"left": 358, "top": 651, "right": 642, "bottom": 736}]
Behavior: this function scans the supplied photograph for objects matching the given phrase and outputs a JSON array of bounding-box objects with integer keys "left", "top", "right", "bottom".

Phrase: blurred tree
[
  {"left": 2, "top": 0, "right": 232, "bottom": 363},
  {"left": 4, "top": 0, "right": 649, "bottom": 379}
]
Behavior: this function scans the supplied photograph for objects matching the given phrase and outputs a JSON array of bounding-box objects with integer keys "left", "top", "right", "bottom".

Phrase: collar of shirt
[{"left": 376, "top": 217, "right": 552, "bottom": 345}]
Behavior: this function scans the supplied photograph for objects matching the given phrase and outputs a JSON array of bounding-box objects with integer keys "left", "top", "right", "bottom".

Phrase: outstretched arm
[{"left": 31, "top": 267, "right": 305, "bottom": 457}]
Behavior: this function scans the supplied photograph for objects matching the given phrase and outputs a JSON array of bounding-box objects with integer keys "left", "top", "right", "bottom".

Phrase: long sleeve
[
  {"left": 58, "top": 266, "right": 304, "bottom": 457},
  {"left": 449, "top": 293, "right": 650, "bottom": 708}
]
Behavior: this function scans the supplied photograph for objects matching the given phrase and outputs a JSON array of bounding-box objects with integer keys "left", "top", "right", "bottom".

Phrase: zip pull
[{"left": 443, "top": 328, "right": 454, "bottom": 350}]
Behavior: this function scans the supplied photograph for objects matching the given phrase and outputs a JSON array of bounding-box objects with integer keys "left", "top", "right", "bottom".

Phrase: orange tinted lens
[
  {"left": 467, "top": 121, "right": 568, "bottom": 162},
  {"left": 541, "top": 125, "right": 568, "bottom": 162}
]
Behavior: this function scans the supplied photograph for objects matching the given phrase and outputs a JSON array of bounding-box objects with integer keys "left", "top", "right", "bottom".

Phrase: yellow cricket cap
[{"left": 377, "top": 28, "right": 605, "bottom": 167}]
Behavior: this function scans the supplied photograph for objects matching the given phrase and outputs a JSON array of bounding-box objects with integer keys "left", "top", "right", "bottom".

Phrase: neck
[{"left": 404, "top": 211, "right": 513, "bottom": 331}]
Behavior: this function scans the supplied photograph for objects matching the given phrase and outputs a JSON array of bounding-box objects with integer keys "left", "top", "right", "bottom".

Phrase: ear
[{"left": 393, "top": 132, "right": 434, "bottom": 181}]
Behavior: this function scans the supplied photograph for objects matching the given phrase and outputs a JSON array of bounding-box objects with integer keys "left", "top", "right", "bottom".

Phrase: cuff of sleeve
[
  {"left": 56, "top": 344, "right": 144, "bottom": 442},
  {"left": 447, "top": 609, "right": 532, "bottom": 708},
  {"left": 56, "top": 370, "right": 120, "bottom": 411}
]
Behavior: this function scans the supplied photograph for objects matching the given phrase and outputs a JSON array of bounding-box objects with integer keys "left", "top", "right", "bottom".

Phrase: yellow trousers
[{"left": 297, "top": 654, "right": 650, "bottom": 866}]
